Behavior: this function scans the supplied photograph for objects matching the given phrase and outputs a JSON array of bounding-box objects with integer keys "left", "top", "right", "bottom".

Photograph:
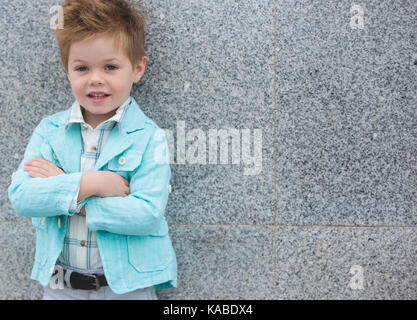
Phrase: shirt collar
[{"left": 64, "top": 96, "right": 131, "bottom": 131}]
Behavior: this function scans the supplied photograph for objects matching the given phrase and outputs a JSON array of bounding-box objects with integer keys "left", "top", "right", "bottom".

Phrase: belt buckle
[{"left": 86, "top": 274, "right": 100, "bottom": 291}]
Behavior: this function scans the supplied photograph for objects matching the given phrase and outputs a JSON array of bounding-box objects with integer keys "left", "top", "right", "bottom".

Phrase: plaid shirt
[{"left": 56, "top": 97, "right": 131, "bottom": 273}]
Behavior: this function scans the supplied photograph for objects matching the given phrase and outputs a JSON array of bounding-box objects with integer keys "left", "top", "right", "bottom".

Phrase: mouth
[{"left": 87, "top": 92, "right": 111, "bottom": 103}]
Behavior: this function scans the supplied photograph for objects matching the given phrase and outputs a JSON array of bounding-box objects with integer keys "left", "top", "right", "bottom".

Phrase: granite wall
[{"left": 1, "top": 0, "right": 416, "bottom": 299}]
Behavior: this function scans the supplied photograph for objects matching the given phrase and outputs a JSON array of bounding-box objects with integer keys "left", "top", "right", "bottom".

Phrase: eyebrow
[{"left": 70, "top": 58, "right": 121, "bottom": 65}]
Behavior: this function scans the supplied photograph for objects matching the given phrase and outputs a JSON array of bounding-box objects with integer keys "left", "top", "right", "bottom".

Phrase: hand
[
  {"left": 24, "top": 157, "right": 65, "bottom": 178},
  {"left": 94, "top": 171, "right": 130, "bottom": 198}
]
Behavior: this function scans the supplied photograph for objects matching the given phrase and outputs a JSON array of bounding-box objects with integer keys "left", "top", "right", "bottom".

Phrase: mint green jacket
[{"left": 8, "top": 97, "right": 177, "bottom": 294}]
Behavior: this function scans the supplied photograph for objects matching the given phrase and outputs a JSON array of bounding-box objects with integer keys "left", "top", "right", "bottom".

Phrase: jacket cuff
[
  {"left": 68, "top": 185, "right": 88, "bottom": 215},
  {"left": 54, "top": 172, "right": 84, "bottom": 216}
]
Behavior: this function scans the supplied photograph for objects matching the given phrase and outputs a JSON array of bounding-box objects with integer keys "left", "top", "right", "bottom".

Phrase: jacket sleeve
[
  {"left": 85, "top": 128, "right": 171, "bottom": 236},
  {"left": 7, "top": 120, "right": 84, "bottom": 218}
]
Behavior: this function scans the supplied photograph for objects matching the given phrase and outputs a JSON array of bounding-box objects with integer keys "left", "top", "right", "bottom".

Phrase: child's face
[{"left": 66, "top": 34, "right": 146, "bottom": 127}]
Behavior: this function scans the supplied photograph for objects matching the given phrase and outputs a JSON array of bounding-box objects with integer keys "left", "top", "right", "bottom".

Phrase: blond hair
[{"left": 52, "top": 0, "right": 146, "bottom": 73}]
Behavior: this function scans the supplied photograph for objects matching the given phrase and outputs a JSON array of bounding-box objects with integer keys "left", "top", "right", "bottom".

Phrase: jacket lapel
[
  {"left": 93, "top": 126, "right": 134, "bottom": 171},
  {"left": 45, "top": 97, "right": 146, "bottom": 173},
  {"left": 47, "top": 123, "right": 83, "bottom": 173}
]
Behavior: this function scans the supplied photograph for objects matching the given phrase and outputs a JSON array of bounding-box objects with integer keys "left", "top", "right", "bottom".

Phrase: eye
[
  {"left": 75, "top": 66, "right": 87, "bottom": 72},
  {"left": 106, "top": 65, "right": 118, "bottom": 71}
]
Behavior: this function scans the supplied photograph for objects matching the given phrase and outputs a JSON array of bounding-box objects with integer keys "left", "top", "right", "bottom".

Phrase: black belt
[{"left": 63, "top": 270, "right": 108, "bottom": 290}]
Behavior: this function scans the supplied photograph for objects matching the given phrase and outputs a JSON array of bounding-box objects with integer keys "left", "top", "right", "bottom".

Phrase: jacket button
[
  {"left": 80, "top": 240, "right": 86, "bottom": 247},
  {"left": 118, "top": 156, "right": 126, "bottom": 165},
  {"left": 90, "top": 146, "right": 97, "bottom": 152},
  {"left": 82, "top": 124, "right": 88, "bottom": 129},
  {"left": 53, "top": 153, "right": 58, "bottom": 160}
]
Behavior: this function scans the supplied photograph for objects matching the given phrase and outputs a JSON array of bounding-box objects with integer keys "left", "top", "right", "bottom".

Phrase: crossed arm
[
  {"left": 23, "top": 157, "right": 130, "bottom": 215},
  {"left": 9, "top": 125, "right": 171, "bottom": 236}
]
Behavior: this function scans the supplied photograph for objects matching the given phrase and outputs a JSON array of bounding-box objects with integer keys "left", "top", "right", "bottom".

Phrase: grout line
[
  {"left": 273, "top": 0, "right": 278, "bottom": 229},
  {"left": 1, "top": 221, "right": 415, "bottom": 229},
  {"left": 272, "top": 0, "right": 279, "bottom": 301},
  {"left": 167, "top": 223, "right": 417, "bottom": 229}
]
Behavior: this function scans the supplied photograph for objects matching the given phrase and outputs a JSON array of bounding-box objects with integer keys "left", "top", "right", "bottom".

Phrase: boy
[{"left": 7, "top": 0, "right": 177, "bottom": 300}]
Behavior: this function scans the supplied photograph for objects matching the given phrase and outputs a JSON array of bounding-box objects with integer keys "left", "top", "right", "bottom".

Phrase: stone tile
[
  {"left": 0, "top": 222, "right": 43, "bottom": 300},
  {"left": 2, "top": 0, "right": 275, "bottom": 225},
  {"left": 276, "top": 0, "right": 417, "bottom": 225},
  {"left": 276, "top": 226, "right": 417, "bottom": 299},
  {"left": 137, "top": 0, "right": 275, "bottom": 224},
  {"left": 157, "top": 225, "right": 275, "bottom": 299}
]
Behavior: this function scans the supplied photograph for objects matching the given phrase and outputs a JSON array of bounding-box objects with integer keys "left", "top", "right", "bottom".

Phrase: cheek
[
  {"left": 69, "top": 78, "right": 85, "bottom": 94},
  {"left": 109, "top": 75, "right": 131, "bottom": 91}
]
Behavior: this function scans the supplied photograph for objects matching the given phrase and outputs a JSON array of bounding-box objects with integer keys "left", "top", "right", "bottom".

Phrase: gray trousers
[{"left": 42, "top": 283, "right": 158, "bottom": 300}]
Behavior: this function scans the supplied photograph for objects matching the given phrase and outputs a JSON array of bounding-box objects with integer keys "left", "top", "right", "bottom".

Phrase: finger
[
  {"left": 31, "top": 158, "right": 59, "bottom": 171},
  {"left": 24, "top": 165, "right": 50, "bottom": 176},
  {"left": 27, "top": 170, "right": 48, "bottom": 178},
  {"left": 39, "top": 160, "right": 65, "bottom": 174},
  {"left": 25, "top": 163, "right": 49, "bottom": 173},
  {"left": 31, "top": 159, "right": 54, "bottom": 168},
  {"left": 30, "top": 161, "right": 61, "bottom": 175},
  {"left": 27, "top": 160, "right": 46, "bottom": 168},
  {"left": 28, "top": 169, "right": 48, "bottom": 177}
]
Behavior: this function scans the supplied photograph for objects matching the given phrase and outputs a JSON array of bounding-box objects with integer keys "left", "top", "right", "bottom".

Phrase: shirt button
[
  {"left": 80, "top": 240, "right": 86, "bottom": 247},
  {"left": 118, "top": 156, "right": 126, "bottom": 165},
  {"left": 168, "top": 184, "right": 172, "bottom": 194},
  {"left": 82, "top": 124, "right": 88, "bottom": 129}
]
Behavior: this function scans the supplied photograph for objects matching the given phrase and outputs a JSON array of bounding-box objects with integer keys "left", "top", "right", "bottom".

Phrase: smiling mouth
[
  {"left": 87, "top": 94, "right": 111, "bottom": 104},
  {"left": 87, "top": 93, "right": 111, "bottom": 98}
]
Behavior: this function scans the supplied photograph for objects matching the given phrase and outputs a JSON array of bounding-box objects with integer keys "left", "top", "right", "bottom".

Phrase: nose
[{"left": 89, "top": 70, "right": 105, "bottom": 85}]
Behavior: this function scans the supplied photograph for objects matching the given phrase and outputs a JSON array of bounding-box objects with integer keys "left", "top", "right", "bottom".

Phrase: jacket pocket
[
  {"left": 108, "top": 149, "right": 143, "bottom": 172},
  {"left": 107, "top": 149, "right": 143, "bottom": 180},
  {"left": 127, "top": 225, "right": 174, "bottom": 272}
]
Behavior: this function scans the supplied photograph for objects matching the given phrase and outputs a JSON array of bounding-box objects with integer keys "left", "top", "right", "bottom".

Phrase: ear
[{"left": 133, "top": 56, "right": 147, "bottom": 83}]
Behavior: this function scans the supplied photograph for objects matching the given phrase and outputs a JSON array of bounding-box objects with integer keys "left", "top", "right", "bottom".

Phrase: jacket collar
[
  {"left": 49, "top": 96, "right": 146, "bottom": 133},
  {"left": 64, "top": 96, "right": 131, "bottom": 132},
  {"left": 44, "top": 96, "right": 146, "bottom": 173}
]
